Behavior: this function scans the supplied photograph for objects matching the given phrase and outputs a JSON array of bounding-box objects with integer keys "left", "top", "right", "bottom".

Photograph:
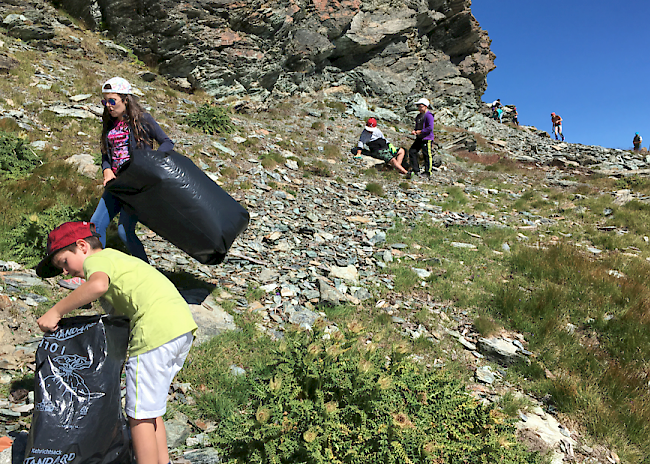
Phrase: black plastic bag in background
[
  {"left": 106, "top": 149, "right": 250, "bottom": 265},
  {"left": 24, "top": 315, "right": 131, "bottom": 464}
]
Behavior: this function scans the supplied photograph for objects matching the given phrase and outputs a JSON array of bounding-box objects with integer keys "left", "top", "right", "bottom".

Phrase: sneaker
[
  {"left": 421, "top": 171, "right": 431, "bottom": 178},
  {"left": 58, "top": 277, "right": 85, "bottom": 290}
]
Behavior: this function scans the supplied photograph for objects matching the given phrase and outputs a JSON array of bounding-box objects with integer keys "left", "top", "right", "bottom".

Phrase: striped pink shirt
[{"left": 108, "top": 120, "right": 130, "bottom": 173}]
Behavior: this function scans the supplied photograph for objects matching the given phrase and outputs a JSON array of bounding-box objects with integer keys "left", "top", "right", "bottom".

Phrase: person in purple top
[
  {"left": 408, "top": 98, "right": 436, "bottom": 177},
  {"left": 91, "top": 77, "right": 174, "bottom": 264}
]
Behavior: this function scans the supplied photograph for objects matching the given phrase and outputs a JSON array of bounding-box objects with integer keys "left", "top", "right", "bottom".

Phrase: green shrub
[
  {"left": 2, "top": 205, "right": 85, "bottom": 266},
  {"left": 209, "top": 324, "right": 544, "bottom": 464},
  {"left": 326, "top": 101, "right": 346, "bottom": 113},
  {"left": 184, "top": 104, "right": 233, "bottom": 135},
  {"left": 365, "top": 182, "right": 384, "bottom": 196},
  {"left": 0, "top": 131, "right": 41, "bottom": 178},
  {"left": 308, "top": 160, "right": 332, "bottom": 177},
  {"left": 615, "top": 174, "right": 645, "bottom": 190}
]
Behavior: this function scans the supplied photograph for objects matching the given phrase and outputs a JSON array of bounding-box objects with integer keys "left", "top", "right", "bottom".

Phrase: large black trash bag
[
  {"left": 106, "top": 149, "right": 249, "bottom": 265},
  {"left": 24, "top": 315, "right": 131, "bottom": 464}
]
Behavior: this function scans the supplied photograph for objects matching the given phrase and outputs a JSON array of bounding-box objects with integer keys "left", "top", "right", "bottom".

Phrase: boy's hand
[
  {"left": 35, "top": 272, "right": 110, "bottom": 333},
  {"left": 38, "top": 309, "right": 62, "bottom": 333}
]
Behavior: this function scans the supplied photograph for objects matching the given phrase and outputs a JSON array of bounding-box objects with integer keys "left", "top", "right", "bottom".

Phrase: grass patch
[
  {"left": 474, "top": 315, "right": 501, "bottom": 337},
  {"left": 441, "top": 186, "right": 467, "bottom": 209},
  {"left": 365, "top": 182, "right": 384, "bottom": 196},
  {"left": 322, "top": 144, "right": 341, "bottom": 160},
  {"left": 259, "top": 151, "right": 284, "bottom": 170},
  {"left": 221, "top": 166, "right": 238, "bottom": 179},
  {"left": 485, "top": 244, "right": 650, "bottom": 461},
  {"left": 326, "top": 100, "right": 346, "bottom": 112},
  {"left": 306, "top": 160, "right": 332, "bottom": 177}
]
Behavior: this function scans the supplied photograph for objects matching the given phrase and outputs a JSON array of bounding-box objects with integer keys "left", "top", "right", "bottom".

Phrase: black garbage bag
[
  {"left": 24, "top": 315, "right": 131, "bottom": 464},
  {"left": 106, "top": 149, "right": 249, "bottom": 265}
]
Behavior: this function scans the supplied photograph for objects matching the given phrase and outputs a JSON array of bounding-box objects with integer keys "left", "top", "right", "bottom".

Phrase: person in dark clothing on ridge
[
  {"left": 551, "top": 112, "right": 564, "bottom": 141},
  {"left": 408, "top": 98, "right": 436, "bottom": 177},
  {"left": 633, "top": 132, "right": 642, "bottom": 151}
]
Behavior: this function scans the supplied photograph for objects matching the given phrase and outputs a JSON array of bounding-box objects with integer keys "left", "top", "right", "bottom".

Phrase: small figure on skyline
[
  {"left": 512, "top": 106, "right": 519, "bottom": 126},
  {"left": 551, "top": 112, "right": 564, "bottom": 141},
  {"left": 491, "top": 99, "right": 502, "bottom": 110},
  {"left": 409, "top": 98, "right": 437, "bottom": 177},
  {"left": 633, "top": 132, "right": 642, "bottom": 151},
  {"left": 354, "top": 118, "right": 409, "bottom": 175}
]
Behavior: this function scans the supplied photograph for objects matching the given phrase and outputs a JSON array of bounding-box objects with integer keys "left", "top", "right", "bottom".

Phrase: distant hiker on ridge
[
  {"left": 353, "top": 118, "right": 409, "bottom": 175},
  {"left": 408, "top": 98, "right": 436, "bottom": 177},
  {"left": 633, "top": 132, "right": 642, "bottom": 151},
  {"left": 551, "top": 112, "right": 564, "bottom": 141},
  {"left": 512, "top": 107, "right": 519, "bottom": 126},
  {"left": 491, "top": 99, "right": 502, "bottom": 110}
]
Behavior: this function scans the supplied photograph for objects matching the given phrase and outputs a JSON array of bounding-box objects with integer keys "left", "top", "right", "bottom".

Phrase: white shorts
[{"left": 125, "top": 332, "right": 193, "bottom": 420}]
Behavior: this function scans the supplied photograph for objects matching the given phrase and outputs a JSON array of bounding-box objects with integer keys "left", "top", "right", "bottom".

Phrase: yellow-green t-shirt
[{"left": 84, "top": 249, "right": 197, "bottom": 356}]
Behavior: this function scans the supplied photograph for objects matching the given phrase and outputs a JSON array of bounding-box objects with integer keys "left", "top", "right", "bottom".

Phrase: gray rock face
[
  {"left": 165, "top": 418, "right": 192, "bottom": 448},
  {"left": 55, "top": 0, "right": 494, "bottom": 112},
  {"left": 477, "top": 337, "right": 523, "bottom": 366},
  {"left": 184, "top": 448, "right": 223, "bottom": 464}
]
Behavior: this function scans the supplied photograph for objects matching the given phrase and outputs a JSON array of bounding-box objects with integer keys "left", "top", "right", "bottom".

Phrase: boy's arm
[{"left": 37, "top": 272, "right": 110, "bottom": 332}]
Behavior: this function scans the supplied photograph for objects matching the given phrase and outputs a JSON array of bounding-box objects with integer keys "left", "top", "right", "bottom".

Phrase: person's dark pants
[
  {"left": 408, "top": 139, "right": 421, "bottom": 173},
  {"left": 634, "top": 143, "right": 641, "bottom": 151},
  {"left": 409, "top": 138, "right": 434, "bottom": 174}
]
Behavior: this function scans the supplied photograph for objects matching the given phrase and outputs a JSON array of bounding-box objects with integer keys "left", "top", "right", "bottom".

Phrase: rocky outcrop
[{"left": 50, "top": 0, "right": 494, "bottom": 112}]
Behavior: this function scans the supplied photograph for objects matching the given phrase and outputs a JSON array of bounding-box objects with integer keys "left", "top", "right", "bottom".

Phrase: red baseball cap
[
  {"left": 365, "top": 118, "right": 377, "bottom": 130},
  {"left": 36, "top": 221, "right": 99, "bottom": 278}
]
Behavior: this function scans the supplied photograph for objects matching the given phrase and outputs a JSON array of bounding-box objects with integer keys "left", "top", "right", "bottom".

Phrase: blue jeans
[{"left": 90, "top": 190, "right": 148, "bottom": 262}]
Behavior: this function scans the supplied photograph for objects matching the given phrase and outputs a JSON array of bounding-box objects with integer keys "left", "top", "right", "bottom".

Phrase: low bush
[
  {"left": 0, "top": 131, "right": 41, "bottom": 178},
  {"left": 322, "top": 144, "right": 341, "bottom": 159},
  {"left": 365, "top": 182, "right": 384, "bottom": 196},
  {"left": 2, "top": 205, "right": 85, "bottom": 266},
  {"left": 184, "top": 104, "right": 233, "bottom": 135},
  {"left": 207, "top": 323, "right": 544, "bottom": 464},
  {"left": 308, "top": 160, "right": 332, "bottom": 177}
]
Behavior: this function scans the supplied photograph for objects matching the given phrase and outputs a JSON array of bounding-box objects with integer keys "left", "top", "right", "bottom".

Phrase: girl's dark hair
[{"left": 100, "top": 94, "right": 152, "bottom": 155}]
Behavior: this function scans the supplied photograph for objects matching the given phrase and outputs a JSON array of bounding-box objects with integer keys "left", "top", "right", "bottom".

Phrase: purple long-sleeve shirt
[{"left": 420, "top": 111, "right": 435, "bottom": 141}]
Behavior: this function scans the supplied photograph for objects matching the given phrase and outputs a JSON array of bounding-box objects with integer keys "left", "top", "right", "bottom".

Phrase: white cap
[
  {"left": 102, "top": 77, "right": 132, "bottom": 95},
  {"left": 415, "top": 98, "right": 430, "bottom": 108}
]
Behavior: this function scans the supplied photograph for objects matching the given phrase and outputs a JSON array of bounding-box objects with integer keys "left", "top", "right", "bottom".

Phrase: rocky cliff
[{"left": 51, "top": 0, "right": 494, "bottom": 112}]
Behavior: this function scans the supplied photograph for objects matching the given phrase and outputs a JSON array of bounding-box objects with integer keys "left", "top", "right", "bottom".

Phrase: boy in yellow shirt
[{"left": 36, "top": 221, "right": 197, "bottom": 464}]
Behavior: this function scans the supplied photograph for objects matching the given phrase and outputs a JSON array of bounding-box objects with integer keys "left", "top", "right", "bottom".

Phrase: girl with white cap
[{"left": 91, "top": 77, "right": 174, "bottom": 263}]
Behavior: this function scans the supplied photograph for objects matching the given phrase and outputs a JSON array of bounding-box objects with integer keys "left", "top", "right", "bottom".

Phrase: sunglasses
[{"left": 101, "top": 98, "right": 119, "bottom": 107}]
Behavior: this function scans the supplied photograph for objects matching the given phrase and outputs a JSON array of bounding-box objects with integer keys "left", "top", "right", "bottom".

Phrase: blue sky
[{"left": 472, "top": 1, "right": 647, "bottom": 149}]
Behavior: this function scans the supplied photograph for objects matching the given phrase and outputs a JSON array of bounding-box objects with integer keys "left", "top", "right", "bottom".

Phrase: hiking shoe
[
  {"left": 58, "top": 277, "right": 85, "bottom": 290},
  {"left": 421, "top": 172, "right": 431, "bottom": 178}
]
